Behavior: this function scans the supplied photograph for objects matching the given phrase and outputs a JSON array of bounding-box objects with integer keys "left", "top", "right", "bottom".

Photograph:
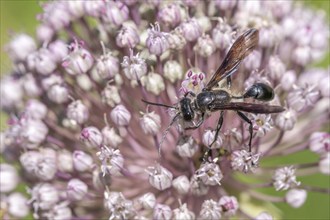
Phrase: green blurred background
[{"left": 0, "top": 1, "right": 329, "bottom": 219}]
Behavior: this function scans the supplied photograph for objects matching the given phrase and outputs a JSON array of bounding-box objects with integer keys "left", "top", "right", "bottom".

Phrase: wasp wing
[
  {"left": 210, "top": 102, "right": 285, "bottom": 114},
  {"left": 205, "top": 28, "right": 259, "bottom": 90}
]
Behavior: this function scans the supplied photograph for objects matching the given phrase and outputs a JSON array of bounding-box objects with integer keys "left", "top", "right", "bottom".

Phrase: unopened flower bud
[
  {"left": 102, "top": 126, "right": 123, "bottom": 148},
  {"left": 292, "top": 46, "right": 312, "bottom": 65},
  {"left": 6, "top": 193, "right": 29, "bottom": 218},
  {"left": 153, "top": 204, "right": 172, "bottom": 220},
  {"left": 73, "top": 150, "right": 94, "bottom": 172},
  {"left": 141, "top": 72, "right": 165, "bottom": 95},
  {"left": 0, "top": 76, "right": 23, "bottom": 110},
  {"left": 195, "top": 162, "right": 223, "bottom": 186},
  {"left": 167, "top": 30, "right": 186, "bottom": 50},
  {"left": 111, "top": 105, "right": 131, "bottom": 126},
  {"left": 67, "top": 178, "right": 88, "bottom": 201},
  {"left": 80, "top": 126, "right": 103, "bottom": 148},
  {"left": 116, "top": 24, "right": 140, "bottom": 48},
  {"left": 140, "top": 111, "right": 161, "bottom": 135},
  {"left": 179, "top": 18, "right": 202, "bottom": 42},
  {"left": 147, "top": 164, "right": 173, "bottom": 190},
  {"left": 285, "top": 189, "right": 307, "bottom": 208},
  {"left": 244, "top": 50, "right": 261, "bottom": 70},
  {"left": 0, "top": 164, "right": 19, "bottom": 193},
  {"left": 47, "top": 84, "right": 69, "bottom": 104},
  {"left": 215, "top": 0, "right": 237, "bottom": 10},
  {"left": 212, "top": 20, "right": 233, "bottom": 50},
  {"left": 280, "top": 70, "right": 297, "bottom": 91},
  {"left": 20, "top": 119, "right": 48, "bottom": 150},
  {"left": 138, "top": 192, "right": 156, "bottom": 209},
  {"left": 48, "top": 40, "right": 69, "bottom": 62},
  {"left": 25, "top": 99, "right": 47, "bottom": 120},
  {"left": 273, "top": 166, "right": 300, "bottom": 191},
  {"left": 62, "top": 40, "right": 94, "bottom": 75},
  {"left": 219, "top": 196, "right": 239, "bottom": 216},
  {"left": 194, "top": 34, "right": 216, "bottom": 57},
  {"left": 45, "top": 201, "right": 73, "bottom": 220},
  {"left": 275, "top": 109, "right": 297, "bottom": 131},
  {"left": 259, "top": 25, "right": 281, "bottom": 48},
  {"left": 36, "top": 24, "right": 54, "bottom": 42},
  {"left": 309, "top": 132, "right": 330, "bottom": 154},
  {"left": 173, "top": 203, "right": 195, "bottom": 220},
  {"left": 5, "top": 34, "right": 36, "bottom": 62},
  {"left": 163, "top": 60, "right": 183, "bottom": 83},
  {"left": 101, "top": 84, "right": 121, "bottom": 107},
  {"left": 287, "top": 84, "right": 320, "bottom": 112},
  {"left": 22, "top": 74, "right": 41, "bottom": 97},
  {"left": 202, "top": 129, "right": 222, "bottom": 149},
  {"left": 34, "top": 48, "right": 57, "bottom": 75},
  {"left": 57, "top": 150, "right": 73, "bottom": 173},
  {"left": 319, "top": 153, "right": 330, "bottom": 175},
  {"left": 199, "top": 199, "right": 222, "bottom": 220},
  {"left": 172, "top": 175, "right": 190, "bottom": 194},
  {"left": 176, "top": 135, "right": 199, "bottom": 158},
  {"left": 67, "top": 100, "right": 89, "bottom": 124}
]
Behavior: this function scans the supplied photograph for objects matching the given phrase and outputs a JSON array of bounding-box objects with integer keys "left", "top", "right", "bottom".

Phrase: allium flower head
[{"left": 1, "top": 1, "right": 329, "bottom": 219}]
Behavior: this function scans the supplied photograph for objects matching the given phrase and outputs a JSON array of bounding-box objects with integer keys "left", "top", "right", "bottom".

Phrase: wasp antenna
[
  {"left": 159, "top": 113, "right": 180, "bottom": 157},
  {"left": 141, "top": 99, "right": 176, "bottom": 109}
]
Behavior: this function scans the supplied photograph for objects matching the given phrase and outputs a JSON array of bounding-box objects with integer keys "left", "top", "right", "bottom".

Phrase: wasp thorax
[{"left": 180, "top": 97, "right": 194, "bottom": 121}]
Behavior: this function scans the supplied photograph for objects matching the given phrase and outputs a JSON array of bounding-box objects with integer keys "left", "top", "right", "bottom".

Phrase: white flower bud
[
  {"left": 121, "top": 50, "right": 147, "bottom": 81},
  {"left": 255, "top": 212, "right": 273, "bottom": 220},
  {"left": 172, "top": 175, "right": 190, "bottom": 194},
  {"left": 285, "top": 189, "right": 307, "bottom": 208},
  {"left": 176, "top": 135, "right": 199, "bottom": 158},
  {"left": 101, "top": 84, "right": 121, "bottom": 107},
  {"left": 48, "top": 40, "right": 69, "bottom": 62},
  {"left": 141, "top": 72, "right": 165, "bottom": 95},
  {"left": 102, "top": 126, "right": 123, "bottom": 148},
  {"left": 202, "top": 129, "right": 222, "bottom": 149},
  {"left": 146, "top": 23, "right": 169, "bottom": 56},
  {"left": 94, "top": 52, "right": 119, "bottom": 80},
  {"left": 57, "top": 150, "right": 73, "bottom": 173},
  {"left": 0, "top": 164, "right": 19, "bottom": 193},
  {"left": 67, "top": 100, "right": 89, "bottom": 124},
  {"left": 62, "top": 40, "right": 94, "bottom": 75},
  {"left": 280, "top": 70, "right": 297, "bottom": 91},
  {"left": 158, "top": 3, "right": 182, "bottom": 27},
  {"left": 212, "top": 21, "right": 233, "bottom": 50},
  {"left": 0, "top": 76, "right": 23, "bottom": 110},
  {"left": 267, "top": 56, "right": 286, "bottom": 80},
  {"left": 163, "top": 60, "right": 183, "bottom": 83},
  {"left": 25, "top": 99, "right": 47, "bottom": 120},
  {"left": 44, "top": 202, "right": 72, "bottom": 220},
  {"left": 179, "top": 18, "right": 202, "bottom": 42},
  {"left": 30, "top": 183, "right": 60, "bottom": 210},
  {"left": 36, "top": 24, "right": 54, "bottom": 43},
  {"left": 167, "top": 30, "right": 186, "bottom": 50},
  {"left": 6, "top": 193, "right": 29, "bottom": 218},
  {"left": 194, "top": 34, "right": 216, "bottom": 57},
  {"left": 153, "top": 204, "right": 172, "bottom": 220},
  {"left": 196, "top": 162, "right": 223, "bottom": 186},
  {"left": 67, "top": 178, "right": 88, "bottom": 201},
  {"left": 22, "top": 74, "right": 42, "bottom": 97},
  {"left": 35, "top": 48, "right": 57, "bottom": 75},
  {"left": 111, "top": 105, "right": 131, "bottom": 126},
  {"left": 80, "top": 126, "right": 103, "bottom": 148},
  {"left": 244, "top": 50, "right": 261, "bottom": 70},
  {"left": 287, "top": 84, "right": 320, "bottom": 112},
  {"left": 47, "top": 84, "right": 69, "bottom": 104},
  {"left": 138, "top": 192, "right": 156, "bottom": 209},
  {"left": 309, "top": 132, "right": 330, "bottom": 154},
  {"left": 197, "top": 16, "right": 212, "bottom": 33},
  {"left": 5, "top": 34, "right": 36, "bottom": 62},
  {"left": 116, "top": 24, "right": 140, "bottom": 48},
  {"left": 147, "top": 164, "right": 173, "bottom": 190},
  {"left": 275, "top": 109, "right": 297, "bottom": 131},
  {"left": 20, "top": 119, "right": 48, "bottom": 149},
  {"left": 199, "top": 199, "right": 222, "bottom": 220},
  {"left": 140, "top": 111, "right": 161, "bottom": 135},
  {"left": 319, "top": 153, "right": 330, "bottom": 175},
  {"left": 73, "top": 150, "right": 94, "bottom": 172},
  {"left": 173, "top": 203, "right": 195, "bottom": 220},
  {"left": 102, "top": 1, "right": 129, "bottom": 26},
  {"left": 219, "top": 196, "right": 239, "bottom": 216}
]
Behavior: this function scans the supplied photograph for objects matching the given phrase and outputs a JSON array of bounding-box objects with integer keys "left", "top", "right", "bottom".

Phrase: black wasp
[{"left": 143, "top": 28, "right": 285, "bottom": 155}]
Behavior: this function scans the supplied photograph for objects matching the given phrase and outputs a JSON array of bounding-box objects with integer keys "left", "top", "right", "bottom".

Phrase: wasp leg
[
  {"left": 185, "top": 113, "right": 205, "bottom": 130},
  {"left": 202, "top": 111, "right": 224, "bottom": 162},
  {"left": 237, "top": 111, "right": 253, "bottom": 152},
  {"left": 184, "top": 91, "right": 196, "bottom": 97}
]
